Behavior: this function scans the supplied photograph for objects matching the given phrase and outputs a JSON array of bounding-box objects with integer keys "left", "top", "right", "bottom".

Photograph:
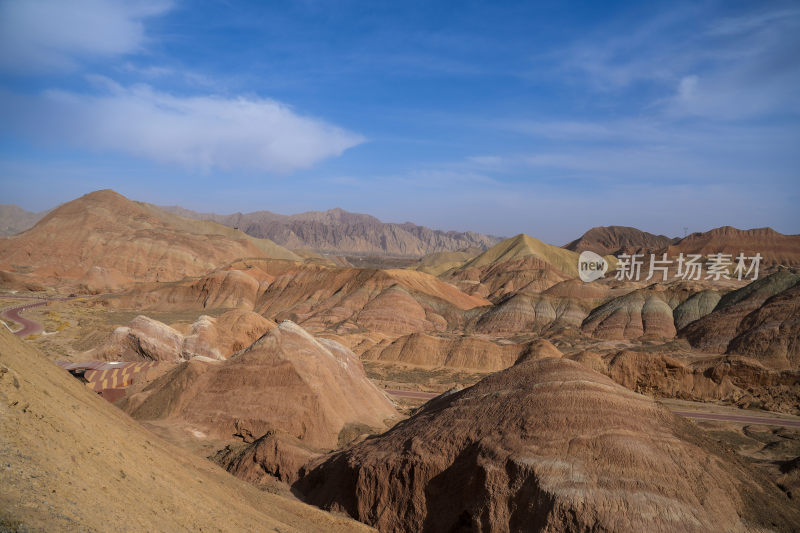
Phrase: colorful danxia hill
[{"left": 2, "top": 190, "right": 799, "bottom": 532}]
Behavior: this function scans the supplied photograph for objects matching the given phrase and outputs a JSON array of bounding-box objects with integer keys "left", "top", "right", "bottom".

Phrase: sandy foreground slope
[{"left": 0, "top": 327, "right": 373, "bottom": 532}]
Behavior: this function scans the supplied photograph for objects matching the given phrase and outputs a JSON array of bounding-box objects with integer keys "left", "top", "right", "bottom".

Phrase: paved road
[
  {"left": 385, "top": 389, "right": 800, "bottom": 428},
  {"left": 1, "top": 300, "right": 48, "bottom": 336}
]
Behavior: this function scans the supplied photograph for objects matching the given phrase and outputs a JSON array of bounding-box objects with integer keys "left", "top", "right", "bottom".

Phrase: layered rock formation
[
  {"left": 455, "top": 233, "right": 584, "bottom": 278},
  {"left": 159, "top": 205, "right": 502, "bottom": 257},
  {"left": 681, "top": 270, "right": 800, "bottom": 367},
  {"left": 91, "top": 310, "right": 276, "bottom": 362},
  {"left": 581, "top": 286, "right": 677, "bottom": 339},
  {"left": 0, "top": 190, "right": 300, "bottom": 285},
  {"left": 361, "top": 332, "right": 525, "bottom": 371},
  {"left": 120, "top": 321, "right": 398, "bottom": 448},
  {"left": 254, "top": 265, "right": 490, "bottom": 336},
  {"left": 471, "top": 293, "right": 591, "bottom": 335},
  {"left": 672, "top": 289, "right": 722, "bottom": 329},
  {"left": 298, "top": 357, "right": 799, "bottom": 532},
  {"left": 564, "top": 225, "right": 800, "bottom": 267},
  {"left": 726, "top": 282, "right": 800, "bottom": 368},
  {"left": 110, "top": 261, "right": 490, "bottom": 337},
  {"left": 448, "top": 256, "right": 572, "bottom": 300},
  {"left": 579, "top": 349, "right": 800, "bottom": 414}
]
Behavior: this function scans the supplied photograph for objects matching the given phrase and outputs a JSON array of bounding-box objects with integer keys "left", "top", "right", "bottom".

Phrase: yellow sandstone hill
[
  {"left": 459, "top": 233, "right": 584, "bottom": 276},
  {"left": 442, "top": 234, "right": 617, "bottom": 301}
]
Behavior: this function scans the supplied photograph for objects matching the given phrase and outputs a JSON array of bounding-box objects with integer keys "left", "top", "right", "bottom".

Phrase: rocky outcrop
[
  {"left": 584, "top": 350, "right": 800, "bottom": 414},
  {"left": 112, "top": 268, "right": 268, "bottom": 312},
  {"left": 100, "top": 315, "right": 185, "bottom": 361},
  {"left": 92, "top": 310, "right": 276, "bottom": 362},
  {"left": 120, "top": 321, "right": 398, "bottom": 448},
  {"left": 213, "top": 429, "right": 321, "bottom": 486},
  {"left": 111, "top": 262, "right": 489, "bottom": 337},
  {"left": 297, "top": 357, "right": 799, "bottom": 532},
  {"left": 181, "top": 310, "right": 277, "bottom": 359},
  {"left": 159, "top": 205, "right": 502, "bottom": 257}
]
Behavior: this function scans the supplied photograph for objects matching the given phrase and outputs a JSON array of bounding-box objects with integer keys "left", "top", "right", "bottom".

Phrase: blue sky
[{"left": 0, "top": 0, "right": 798, "bottom": 244}]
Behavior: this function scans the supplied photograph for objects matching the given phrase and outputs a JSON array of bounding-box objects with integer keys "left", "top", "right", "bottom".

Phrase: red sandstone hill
[
  {"left": 564, "top": 225, "right": 800, "bottom": 267},
  {"left": 0, "top": 190, "right": 299, "bottom": 285},
  {"left": 297, "top": 357, "right": 799, "bottom": 532},
  {"left": 564, "top": 225, "right": 676, "bottom": 255},
  {"left": 665, "top": 226, "right": 800, "bottom": 266},
  {"left": 681, "top": 269, "right": 800, "bottom": 368},
  {"left": 109, "top": 260, "right": 491, "bottom": 338},
  {"left": 120, "top": 321, "right": 399, "bottom": 450}
]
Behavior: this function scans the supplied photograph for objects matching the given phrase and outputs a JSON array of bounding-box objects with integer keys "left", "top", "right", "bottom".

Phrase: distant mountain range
[
  {"left": 157, "top": 205, "right": 503, "bottom": 257},
  {"left": 0, "top": 204, "right": 47, "bottom": 237},
  {"left": 2, "top": 198, "right": 798, "bottom": 264}
]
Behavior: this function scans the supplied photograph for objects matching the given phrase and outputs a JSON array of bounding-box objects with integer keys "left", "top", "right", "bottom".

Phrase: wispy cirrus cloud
[
  {"left": 0, "top": 0, "right": 173, "bottom": 72},
  {"left": 557, "top": 4, "right": 800, "bottom": 120},
  {"left": 2, "top": 78, "right": 365, "bottom": 173}
]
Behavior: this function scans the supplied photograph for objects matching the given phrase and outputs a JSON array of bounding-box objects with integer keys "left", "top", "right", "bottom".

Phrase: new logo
[{"left": 578, "top": 251, "right": 608, "bottom": 282}]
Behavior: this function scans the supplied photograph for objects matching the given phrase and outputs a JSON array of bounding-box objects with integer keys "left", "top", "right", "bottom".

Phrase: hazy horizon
[{"left": 5, "top": 187, "right": 799, "bottom": 247}]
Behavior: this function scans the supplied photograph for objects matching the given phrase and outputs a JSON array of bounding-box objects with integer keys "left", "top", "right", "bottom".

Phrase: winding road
[{"left": 1, "top": 300, "right": 48, "bottom": 336}]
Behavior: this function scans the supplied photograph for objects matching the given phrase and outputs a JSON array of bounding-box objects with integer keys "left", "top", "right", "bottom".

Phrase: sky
[{"left": 0, "top": 0, "right": 798, "bottom": 244}]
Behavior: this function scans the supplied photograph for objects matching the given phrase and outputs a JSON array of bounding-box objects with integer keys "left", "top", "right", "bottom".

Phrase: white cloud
[
  {"left": 3, "top": 80, "right": 365, "bottom": 173},
  {"left": 0, "top": 0, "right": 172, "bottom": 72}
]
